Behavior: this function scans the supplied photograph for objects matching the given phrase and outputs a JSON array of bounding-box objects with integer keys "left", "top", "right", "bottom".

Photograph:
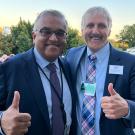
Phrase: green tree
[
  {"left": 67, "top": 27, "right": 84, "bottom": 49},
  {"left": 11, "top": 18, "right": 33, "bottom": 54},
  {"left": 0, "top": 33, "right": 14, "bottom": 55},
  {"left": 116, "top": 24, "right": 135, "bottom": 48}
]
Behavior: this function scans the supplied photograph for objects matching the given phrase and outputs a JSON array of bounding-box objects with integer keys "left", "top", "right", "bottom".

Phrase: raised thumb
[
  {"left": 11, "top": 91, "right": 20, "bottom": 111},
  {"left": 108, "top": 83, "right": 117, "bottom": 96}
]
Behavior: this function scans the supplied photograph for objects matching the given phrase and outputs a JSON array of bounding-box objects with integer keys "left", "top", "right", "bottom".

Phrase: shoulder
[
  {"left": 112, "top": 47, "right": 135, "bottom": 63},
  {"left": 67, "top": 45, "right": 86, "bottom": 55},
  {"left": 65, "top": 45, "right": 86, "bottom": 59}
]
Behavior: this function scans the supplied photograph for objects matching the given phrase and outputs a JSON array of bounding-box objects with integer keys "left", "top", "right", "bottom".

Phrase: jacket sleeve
[{"left": 0, "top": 64, "right": 7, "bottom": 111}]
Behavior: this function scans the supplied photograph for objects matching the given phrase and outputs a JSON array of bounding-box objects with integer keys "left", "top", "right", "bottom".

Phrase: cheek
[
  {"left": 35, "top": 38, "right": 47, "bottom": 51},
  {"left": 83, "top": 32, "right": 90, "bottom": 41},
  {"left": 102, "top": 32, "right": 109, "bottom": 40}
]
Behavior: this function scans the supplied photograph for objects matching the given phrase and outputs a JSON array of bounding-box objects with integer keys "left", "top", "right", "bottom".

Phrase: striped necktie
[
  {"left": 47, "top": 63, "right": 64, "bottom": 135},
  {"left": 81, "top": 55, "right": 97, "bottom": 135}
]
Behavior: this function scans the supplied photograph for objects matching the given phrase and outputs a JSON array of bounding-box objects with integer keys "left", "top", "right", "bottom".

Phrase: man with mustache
[
  {"left": 0, "top": 10, "right": 76, "bottom": 135},
  {"left": 65, "top": 6, "right": 135, "bottom": 135}
]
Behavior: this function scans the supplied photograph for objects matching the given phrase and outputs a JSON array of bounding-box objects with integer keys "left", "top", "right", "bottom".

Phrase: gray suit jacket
[{"left": 65, "top": 44, "right": 135, "bottom": 135}]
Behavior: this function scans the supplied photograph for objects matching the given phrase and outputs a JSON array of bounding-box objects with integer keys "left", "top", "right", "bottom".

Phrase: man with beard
[
  {"left": 65, "top": 6, "right": 135, "bottom": 135},
  {"left": 0, "top": 10, "right": 76, "bottom": 135}
]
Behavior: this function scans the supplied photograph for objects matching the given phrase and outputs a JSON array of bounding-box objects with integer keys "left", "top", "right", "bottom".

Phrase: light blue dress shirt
[
  {"left": 34, "top": 48, "right": 72, "bottom": 132},
  {"left": 76, "top": 43, "right": 110, "bottom": 135}
]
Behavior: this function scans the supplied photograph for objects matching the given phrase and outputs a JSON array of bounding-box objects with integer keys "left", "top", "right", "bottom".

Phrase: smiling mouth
[
  {"left": 91, "top": 37, "right": 101, "bottom": 40},
  {"left": 89, "top": 34, "right": 102, "bottom": 40},
  {"left": 46, "top": 43, "right": 60, "bottom": 47}
]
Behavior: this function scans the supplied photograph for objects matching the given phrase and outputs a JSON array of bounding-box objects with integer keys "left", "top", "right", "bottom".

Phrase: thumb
[
  {"left": 11, "top": 91, "right": 20, "bottom": 111},
  {"left": 108, "top": 83, "right": 117, "bottom": 96}
]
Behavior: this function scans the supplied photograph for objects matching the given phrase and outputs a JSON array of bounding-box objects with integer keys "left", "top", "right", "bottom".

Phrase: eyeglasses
[{"left": 36, "top": 27, "right": 67, "bottom": 38}]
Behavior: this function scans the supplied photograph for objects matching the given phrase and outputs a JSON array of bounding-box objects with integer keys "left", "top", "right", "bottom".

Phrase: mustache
[{"left": 88, "top": 33, "right": 103, "bottom": 39}]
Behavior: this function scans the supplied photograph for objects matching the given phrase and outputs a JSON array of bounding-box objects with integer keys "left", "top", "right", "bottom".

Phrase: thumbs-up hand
[
  {"left": 101, "top": 83, "right": 129, "bottom": 119},
  {"left": 1, "top": 91, "right": 31, "bottom": 135}
]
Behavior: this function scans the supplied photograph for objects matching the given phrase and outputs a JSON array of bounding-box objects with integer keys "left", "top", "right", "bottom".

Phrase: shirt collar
[
  {"left": 87, "top": 42, "right": 110, "bottom": 63},
  {"left": 33, "top": 47, "right": 59, "bottom": 70}
]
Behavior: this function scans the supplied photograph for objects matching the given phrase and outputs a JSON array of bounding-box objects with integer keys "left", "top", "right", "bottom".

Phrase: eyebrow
[{"left": 40, "top": 27, "right": 65, "bottom": 32}]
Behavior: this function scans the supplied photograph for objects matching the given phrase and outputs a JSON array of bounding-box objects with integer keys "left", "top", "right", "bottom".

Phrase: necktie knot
[
  {"left": 47, "top": 63, "right": 56, "bottom": 73},
  {"left": 89, "top": 54, "right": 97, "bottom": 63}
]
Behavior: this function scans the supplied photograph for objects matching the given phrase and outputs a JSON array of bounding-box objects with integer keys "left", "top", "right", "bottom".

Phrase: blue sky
[{"left": 0, "top": 0, "right": 135, "bottom": 39}]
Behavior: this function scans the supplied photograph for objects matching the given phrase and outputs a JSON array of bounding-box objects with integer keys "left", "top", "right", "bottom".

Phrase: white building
[{"left": 2, "top": 26, "right": 11, "bottom": 35}]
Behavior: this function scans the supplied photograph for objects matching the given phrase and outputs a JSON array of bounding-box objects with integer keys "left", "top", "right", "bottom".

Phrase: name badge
[
  {"left": 81, "top": 82, "right": 96, "bottom": 96},
  {"left": 109, "top": 65, "right": 123, "bottom": 75}
]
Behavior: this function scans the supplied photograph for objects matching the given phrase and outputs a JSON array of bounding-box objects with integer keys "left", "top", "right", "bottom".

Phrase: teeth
[{"left": 93, "top": 37, "right": 100, "bottom": 40}]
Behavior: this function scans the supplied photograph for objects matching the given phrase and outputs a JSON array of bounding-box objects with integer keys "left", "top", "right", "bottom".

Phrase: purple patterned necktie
[
  {"left": 47, "top": 63, "right": 64, "bottom": 135},
  {"left": 81, "top": 55, "right": 97, "bottom": 135}
]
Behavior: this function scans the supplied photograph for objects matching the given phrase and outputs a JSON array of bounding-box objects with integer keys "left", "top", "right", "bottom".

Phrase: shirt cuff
[
  {"left": 122, "top": 104, "right": 130, "bottom": 119},
  {"left": 0, "top": 112, "right": 5, "bottom": 135}
]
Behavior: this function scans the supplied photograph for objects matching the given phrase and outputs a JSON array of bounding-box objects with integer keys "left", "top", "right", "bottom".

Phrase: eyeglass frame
[{"left": 35, "top": 27, "right": 67, "bottom": 39}]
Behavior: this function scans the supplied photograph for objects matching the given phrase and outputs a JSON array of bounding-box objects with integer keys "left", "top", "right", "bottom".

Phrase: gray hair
[
  {"left": 81, "top": 6, "right": 112, "bottom": 30},
  {"left": 33, "top": 9, "right": 68, "bottom": 31}
]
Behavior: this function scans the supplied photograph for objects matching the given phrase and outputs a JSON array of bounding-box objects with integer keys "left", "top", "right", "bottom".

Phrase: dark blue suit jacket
[
  {"left": 65, "top": 44, "right": 135, "bottom": 135},
  {"left": 0, "top": 48, "right": 77, "bottom": 135}
]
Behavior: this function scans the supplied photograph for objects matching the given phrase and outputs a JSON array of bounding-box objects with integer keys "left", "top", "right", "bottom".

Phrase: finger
[
  {"left": 15, "top": 127, "right": 29, "bottom": 135},
  {"left": 18, "top": 113, "right": 31, "bottom": 122},
  {"left": 101, "top": 96, "right": 111, "bottom": 103},
  {"left": 17, "top": 121, "right": 31, "bottom": 129},
  {"left": 105, "top": 113, "right": 117, "bottom": 119},
  {"left": 102, "top": 109, "right": 110, "bottom": 114},
  {"left": 11, "top": 91, "right": 20, "bottom": 111},
  {"left": 10, "top": 54, "right": 15, "bottom": 56},
  {"left": 20, "top": 127, "right": 29, "bottom": 134},
  {"left": 108, "top": 83, "right": 117, "bottom": 96},
  {"left": 101, "top": 102, "right": 110, "bottom": 109}
]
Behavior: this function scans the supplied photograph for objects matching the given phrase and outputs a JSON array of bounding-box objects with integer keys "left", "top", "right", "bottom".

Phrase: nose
[
  {"left": 49, "top": 33, "right": 58, "bottom": 41},
  {"left": 92, "top": 25, "right": 99, "bottom": 33}
]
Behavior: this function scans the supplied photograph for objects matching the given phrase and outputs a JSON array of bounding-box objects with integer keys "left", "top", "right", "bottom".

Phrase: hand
[
  {"left": 0, "top": 54, "right": 9, "bottom": 62},
  {"left": 1, "top": 91, "right": 31, "bottom": 135},
  {"left": 0, "top": 54, "right": 14, "bottom": 63},
  {"left": 101, "top": 83, "right": 129, "bottom": 119}
]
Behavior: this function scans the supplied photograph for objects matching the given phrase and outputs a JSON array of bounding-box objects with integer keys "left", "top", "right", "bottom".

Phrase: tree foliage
[
  {"left": 0, "top": 18, "right": 33, "bottom": 55},
  {"left": 11, "top": 18, "right": 33, "bottom": 54},
  {"left": 116, "top": 24, "right": 135, "bottom": 48},
  {"left": 67, "top": 27, "right": 84, "bottom": 49},
  {"left": 0, "top": 33, "right": 14, "bottom": 55}
]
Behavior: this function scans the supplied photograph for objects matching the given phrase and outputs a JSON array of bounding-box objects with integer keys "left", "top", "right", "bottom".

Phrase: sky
[{"left": 0, "top": 0, "right": 135, "bottom": 39}]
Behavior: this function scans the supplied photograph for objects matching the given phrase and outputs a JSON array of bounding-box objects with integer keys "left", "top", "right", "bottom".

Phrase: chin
[{"left": 45, "top": 52, "right": 60, "bottom": 62}]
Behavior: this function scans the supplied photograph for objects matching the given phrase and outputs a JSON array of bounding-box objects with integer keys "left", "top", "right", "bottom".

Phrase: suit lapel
[
  {"left": 23, "top": 49, "right": 51, "bottom": 132},
  {"left": 100, "top": 45, "right": 122, "bottom": 118},
  {"left": 59, "top": 57, "right": 78, "bottom": 105},
  {"left": 59, "top": 57, "right": 77, "bottom": 133},
  {"left": 72, "top": 46, "right": 87, "bottom": 83},
  {"left": 103, "top": 45, "right": 121, "bottom": 96},
  {"left": 58, "top": 58, "right": 72, "bottom": 94}
]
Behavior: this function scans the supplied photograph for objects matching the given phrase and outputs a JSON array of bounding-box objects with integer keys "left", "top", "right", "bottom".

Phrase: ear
[
  {"left": 81, "top": 29, "right": 85, "bottom": 37},
  {"left": 32, "top": 31, "right": 36, "bottom": 44},
  {"left": 32, "top": 31, "right": 36, "bottom": 39},
  {"left": 108, "top": 29, "right": 111, "bottom": 37}
]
